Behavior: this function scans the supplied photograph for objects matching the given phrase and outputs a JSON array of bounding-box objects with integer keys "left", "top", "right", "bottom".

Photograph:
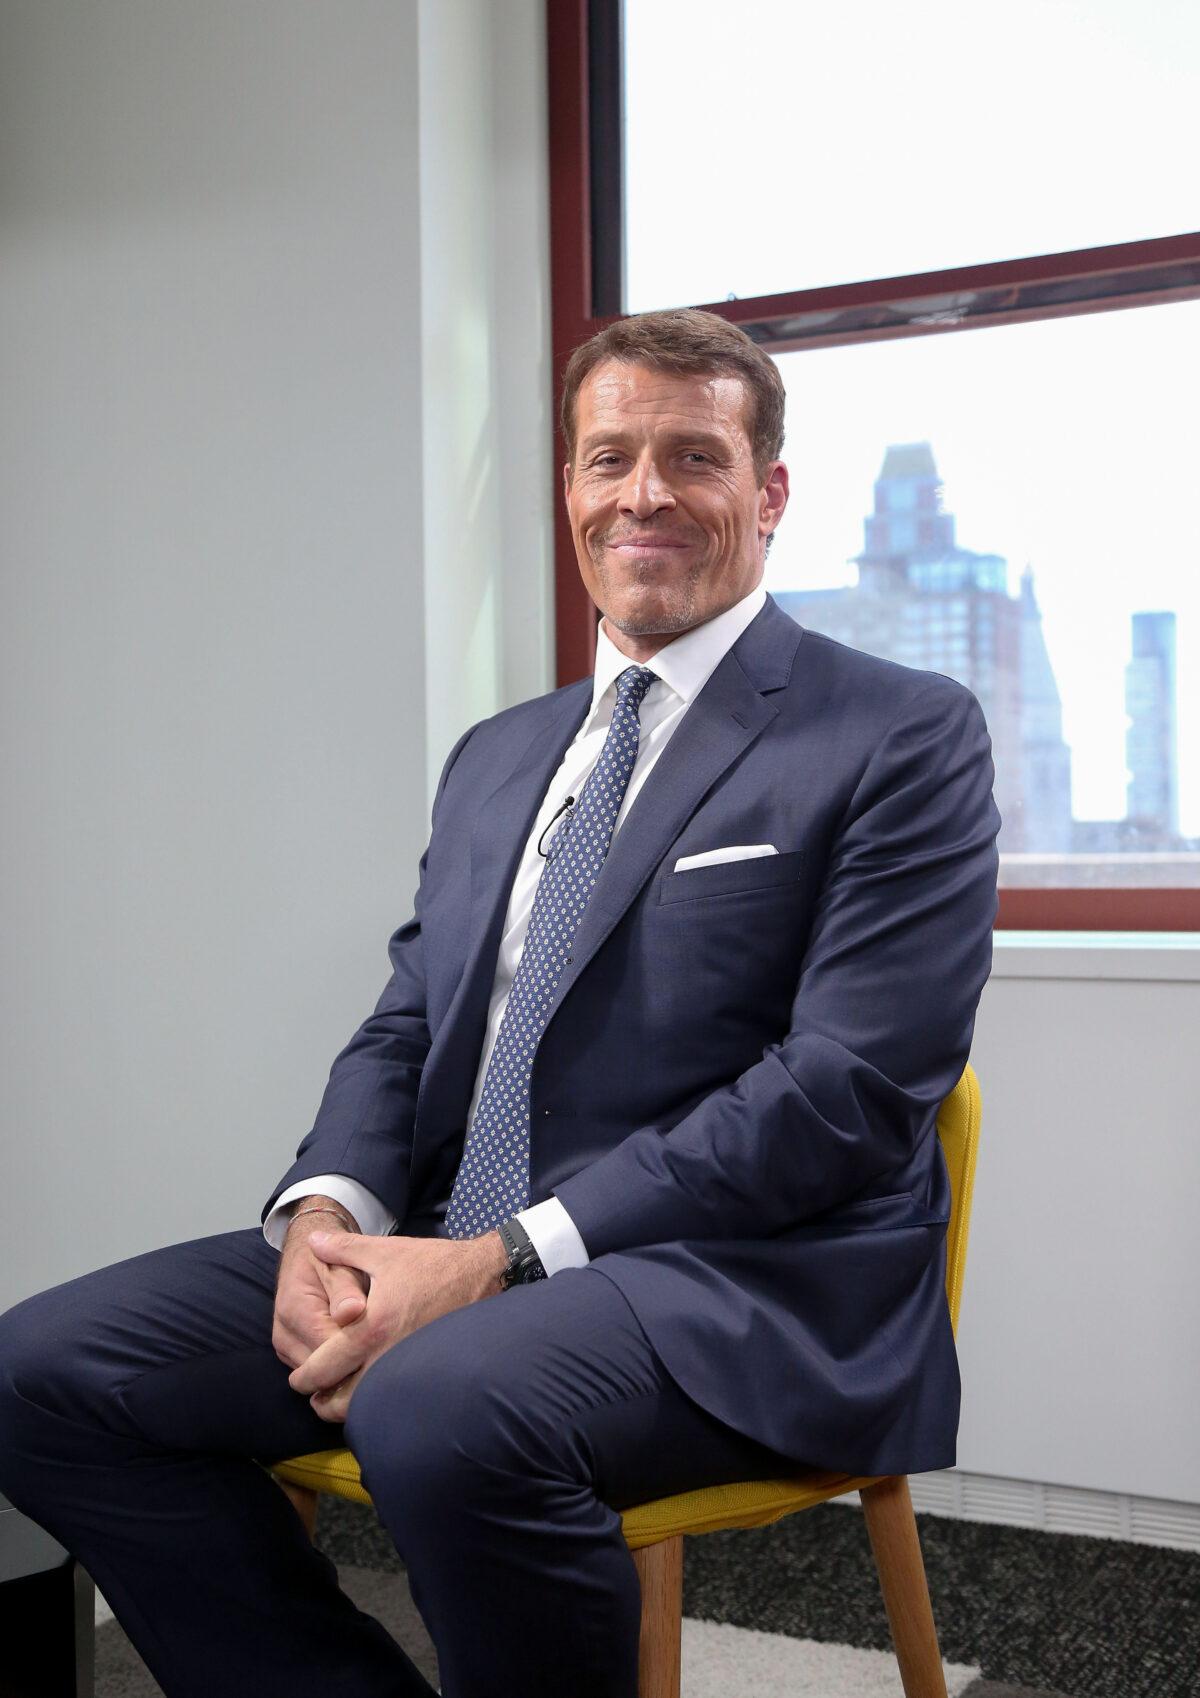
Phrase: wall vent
[{"left": 836, "top": 1471, "right": 1200, "bottom": 1552}]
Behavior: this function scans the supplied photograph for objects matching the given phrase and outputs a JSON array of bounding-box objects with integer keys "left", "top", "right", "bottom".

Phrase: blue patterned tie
[{"left": 444, "top": 663, "right": 657, "bottom": 1238}]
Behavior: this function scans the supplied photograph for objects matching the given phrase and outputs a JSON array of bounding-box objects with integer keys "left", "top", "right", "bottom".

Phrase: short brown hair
[{"left": 560, "top": 308, "right": 786, "bottom": 484}]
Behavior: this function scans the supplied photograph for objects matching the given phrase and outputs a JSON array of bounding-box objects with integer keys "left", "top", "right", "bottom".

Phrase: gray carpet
[
  {"left": 90, "top": 1495, "right": 1199, "bottom": 1697},
  {"left": 94, "top": 1568, "right": 991, "bottom": 1696}
]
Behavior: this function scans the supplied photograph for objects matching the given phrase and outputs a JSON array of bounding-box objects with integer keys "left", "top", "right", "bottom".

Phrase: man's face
[{"left": 564, "top": 361, "right": 789, "bottom": 652}]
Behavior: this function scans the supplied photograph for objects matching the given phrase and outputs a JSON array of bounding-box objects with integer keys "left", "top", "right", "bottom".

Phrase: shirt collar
[{"left": 589, "top": 583, "right": 768, "bottom": 714}]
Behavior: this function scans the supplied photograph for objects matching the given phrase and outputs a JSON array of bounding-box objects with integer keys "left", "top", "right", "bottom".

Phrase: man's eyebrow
[{"left": 577, "top": 428, "right": 733, "bottom": 457}]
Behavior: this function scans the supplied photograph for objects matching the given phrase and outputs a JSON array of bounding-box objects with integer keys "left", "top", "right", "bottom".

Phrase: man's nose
[{"left": 618, "top": 459, "right": 676, "bottom": 519}]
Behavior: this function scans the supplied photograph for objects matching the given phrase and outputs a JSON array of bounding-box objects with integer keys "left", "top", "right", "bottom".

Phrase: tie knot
[{"left": 616, "top": 665, "right": 656, "bottom": 710}]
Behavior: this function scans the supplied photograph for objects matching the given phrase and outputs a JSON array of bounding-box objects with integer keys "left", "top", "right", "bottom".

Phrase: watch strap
[{"left": 497, "top": 1217, "right": 548, "bottom": 1288}]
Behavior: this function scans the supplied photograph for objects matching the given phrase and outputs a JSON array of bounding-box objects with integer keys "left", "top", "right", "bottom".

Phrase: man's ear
[
  {"left": 562, "top": 461, "right": 574, "bottom": 502},
  {"left": 760, "top": 460, "right": 789, "bottom": 537}
]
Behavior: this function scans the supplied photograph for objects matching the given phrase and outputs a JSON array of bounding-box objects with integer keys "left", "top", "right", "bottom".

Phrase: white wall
[
  {"left": 958, "top": 935, "right": 1200, "bottom": 1505},
  {"left": 0, "top": 0, "right": 551, "bottom": 1311}
]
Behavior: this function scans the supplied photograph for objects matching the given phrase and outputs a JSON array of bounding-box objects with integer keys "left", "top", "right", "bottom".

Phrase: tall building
[
  {"left": 1018, "top": 566, "right": 1074, "bottom": 855},
  {"left": 1125, "top": 611, "right": 1178, "bottom": 838},
  {"left": 774, "top": 442, "right": 1073, "bottom": 852}
]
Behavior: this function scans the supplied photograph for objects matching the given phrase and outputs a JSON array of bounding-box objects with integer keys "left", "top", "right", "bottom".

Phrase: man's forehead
[{"left": 578, "top": 360, "right": 751, "bottom": 434}]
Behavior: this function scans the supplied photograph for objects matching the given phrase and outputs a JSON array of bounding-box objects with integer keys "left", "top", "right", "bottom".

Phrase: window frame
[{"left": 545, "top": 0, "right": 1200, "bottom": 930}]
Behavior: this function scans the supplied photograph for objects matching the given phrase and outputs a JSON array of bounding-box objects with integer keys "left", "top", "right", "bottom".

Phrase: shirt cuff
[
  {"left": 262, "top": 1175, "right": 397, "bottom": 1250},
  {"left": 515, "top": 1196, "right": 590, "bottom": 1276}
]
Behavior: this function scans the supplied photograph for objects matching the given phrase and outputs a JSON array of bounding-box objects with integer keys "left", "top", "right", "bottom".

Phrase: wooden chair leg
[
  {"left": 860, "top": 1475, "right": 948, "bottom": 1698},
  {"left": 632, "top": 1535, "right": 682, "bottom": 1698},
  {"left": 276, "top": 1479, "right": 319, "bottom": 1541}
]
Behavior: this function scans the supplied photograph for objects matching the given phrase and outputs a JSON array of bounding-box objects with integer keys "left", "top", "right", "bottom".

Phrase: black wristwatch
[{"left": 497, "top": 1217, "right": 548, "bottom": 1288}]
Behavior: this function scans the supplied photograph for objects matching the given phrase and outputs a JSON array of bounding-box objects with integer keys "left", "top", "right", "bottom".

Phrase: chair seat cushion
[{"left": 270, "top": 1449, "right": 884, "bottom": 1549}]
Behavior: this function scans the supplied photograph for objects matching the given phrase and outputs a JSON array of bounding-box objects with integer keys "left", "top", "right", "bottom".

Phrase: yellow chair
[{"left": 274, "top": 1065, "right": 980, "bottom": 1698}]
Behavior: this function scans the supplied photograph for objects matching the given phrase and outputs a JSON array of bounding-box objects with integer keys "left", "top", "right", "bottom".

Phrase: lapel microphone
[{"left": 537, "top": 796, "right": 575, "bottom": 858}]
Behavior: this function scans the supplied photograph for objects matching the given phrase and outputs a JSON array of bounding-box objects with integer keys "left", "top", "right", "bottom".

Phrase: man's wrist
[
  {"left": 474, "top": 1229, "right": 510, "bottom": 1293},
  {"left": 284, "top": 1196, "right": 358, "bottom": 1238}
]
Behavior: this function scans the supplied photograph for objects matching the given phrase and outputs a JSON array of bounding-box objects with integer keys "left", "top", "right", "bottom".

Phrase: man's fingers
[
  {"left": 316, "top": 1257, "right": 368, "bottom": 1324},
  {"left": 307, "top": 1230, "right": 379, "bottom": 1275},
  {"left": 310, "top": 1366, "right": 365, "bottom": 1424},
  {"left": 273, "top": 1315, "right": 334, "bottom": 1367},
  {"left": 287, "top": 1324, "right": 366, "bottom": 1396}
]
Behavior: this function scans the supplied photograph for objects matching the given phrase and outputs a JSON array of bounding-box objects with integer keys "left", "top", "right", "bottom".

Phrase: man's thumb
[{"left": 319, "top": 1261, "right": 367, "bottom": 1322}]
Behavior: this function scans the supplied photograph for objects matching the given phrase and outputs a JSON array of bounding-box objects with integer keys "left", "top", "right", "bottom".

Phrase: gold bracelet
[{"left": 287, "top": 1204, "right": 357, "bottom": 1232}]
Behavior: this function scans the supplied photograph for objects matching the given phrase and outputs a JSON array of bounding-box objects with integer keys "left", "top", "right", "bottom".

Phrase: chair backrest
[{"left": 936, "top": 1064, "right": 981, "bottom": 1335}]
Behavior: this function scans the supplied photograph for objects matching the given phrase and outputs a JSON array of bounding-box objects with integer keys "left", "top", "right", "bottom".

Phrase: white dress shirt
[{"left": 264, "top": 582, "right": 768, "bottom": 1269}]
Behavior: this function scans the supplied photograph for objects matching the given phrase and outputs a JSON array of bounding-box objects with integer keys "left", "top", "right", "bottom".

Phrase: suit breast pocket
[{"left": 658, "top": 847, "right": 804, "bottom": 903}]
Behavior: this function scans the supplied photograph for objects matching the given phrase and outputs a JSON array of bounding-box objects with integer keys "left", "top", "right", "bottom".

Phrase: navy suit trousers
[{"left": 0, "top": 1229, "right": 800, "bottom": 1698}]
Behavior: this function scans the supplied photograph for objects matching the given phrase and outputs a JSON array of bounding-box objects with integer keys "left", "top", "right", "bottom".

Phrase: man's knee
[
  {"left": 0, "top": 1270, "right": 148, "bottom": 1462},
  {"left": 0, "top": 1287, "right": 70, "bottom": 1410},
  {"left": 0, "top": 1285, "right": 91, "bottom": 1490},
  {"left": 344, "top": 1312, "right": 564, "bottom": 1529}
]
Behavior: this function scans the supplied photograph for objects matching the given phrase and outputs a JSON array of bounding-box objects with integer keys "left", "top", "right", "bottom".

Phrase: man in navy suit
[{"left": 0, "top": 309, "right": 999, "bottom": 1698}]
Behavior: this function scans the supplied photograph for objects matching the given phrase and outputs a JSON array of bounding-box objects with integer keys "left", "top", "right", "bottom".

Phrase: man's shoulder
[
  {"left": 471, "top": 676, "right": 592, "bottom": 740},
  {"left": 781, "top": 620, "right": 983, "bottom": 722},
  {"left": 437, "top": 677, "right": 590, "bottom": 774}
]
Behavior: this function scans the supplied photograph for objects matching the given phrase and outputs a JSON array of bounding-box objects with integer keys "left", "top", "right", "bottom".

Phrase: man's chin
[{"left": 602, "top": 597, "right": 698, "bottom": 639}]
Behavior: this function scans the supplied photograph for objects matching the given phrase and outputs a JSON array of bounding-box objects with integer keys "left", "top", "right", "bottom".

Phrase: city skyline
[
  {"left": 758, "top": 300, "right": 1200, "bottom": 835},
  {"left": 772, "top": 443, "right": 1186, "bottom": 859}
]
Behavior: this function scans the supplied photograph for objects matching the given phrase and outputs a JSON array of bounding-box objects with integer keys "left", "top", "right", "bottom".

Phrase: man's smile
[{"left": 605, "top": 535, "right": 692, "bottom": 553}]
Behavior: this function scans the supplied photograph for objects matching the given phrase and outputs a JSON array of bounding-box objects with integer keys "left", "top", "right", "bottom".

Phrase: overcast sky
[{"left": 624, "top": 0, "right": 1200, "bottom": 831}]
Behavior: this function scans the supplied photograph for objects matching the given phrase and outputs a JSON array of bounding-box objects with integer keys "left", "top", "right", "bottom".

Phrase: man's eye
[
  {"left": 683, "top": 452, "right": 710, "bottom": 464},
  {"left": 594, "top": 454, "right": 622, "bottom": 468}
]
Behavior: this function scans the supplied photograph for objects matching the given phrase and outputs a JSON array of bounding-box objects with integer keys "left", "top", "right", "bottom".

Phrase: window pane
[
  {"left": 763, "top": 300, "right": 1200, "bottom": 888},
  {"left": 624, "top": 0, "right": 1200, "bottom": 311}
]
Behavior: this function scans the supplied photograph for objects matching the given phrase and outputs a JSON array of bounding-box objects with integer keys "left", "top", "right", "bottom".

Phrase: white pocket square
[{"left": 673, "top": 844, "right": 778, "bottom": 873}]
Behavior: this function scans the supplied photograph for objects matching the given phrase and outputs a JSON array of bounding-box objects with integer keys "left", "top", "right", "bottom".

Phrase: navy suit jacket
[{"left": 264, "top": 595, "right": 1001, "bottom": 1475}]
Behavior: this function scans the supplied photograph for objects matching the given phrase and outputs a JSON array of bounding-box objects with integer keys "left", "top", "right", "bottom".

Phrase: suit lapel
[
  {"left": 415, "top": 598, "right": 803, "bottom": 1140},
  {"left": 539, "top": 597, "right": 802, "bottom": 1030},
  {"left": 415, "top": 679, "right": 592, "bottom": 1133},
  {"left": 465, "top": 681, "right": 592, "bottom": 951}
]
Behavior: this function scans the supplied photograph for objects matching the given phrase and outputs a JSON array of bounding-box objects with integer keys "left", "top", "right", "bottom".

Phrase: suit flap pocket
[{"left": 659, "top": 847, "right": 804, "bottom": 903}]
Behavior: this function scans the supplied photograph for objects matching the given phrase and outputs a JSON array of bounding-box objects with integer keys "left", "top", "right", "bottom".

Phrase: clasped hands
[{"left": 273, "top": 1213, "right": 508, "bottom": 1424}]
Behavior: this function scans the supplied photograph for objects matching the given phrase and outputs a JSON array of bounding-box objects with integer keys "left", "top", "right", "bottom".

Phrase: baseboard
[{"left": 834, "top": 1470, "right": 1200, "bottom": 1551}]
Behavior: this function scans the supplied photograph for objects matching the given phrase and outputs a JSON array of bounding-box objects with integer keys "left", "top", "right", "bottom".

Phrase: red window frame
[{"left": 545, "top": 0, "right": 1200, "bottom": 930}]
